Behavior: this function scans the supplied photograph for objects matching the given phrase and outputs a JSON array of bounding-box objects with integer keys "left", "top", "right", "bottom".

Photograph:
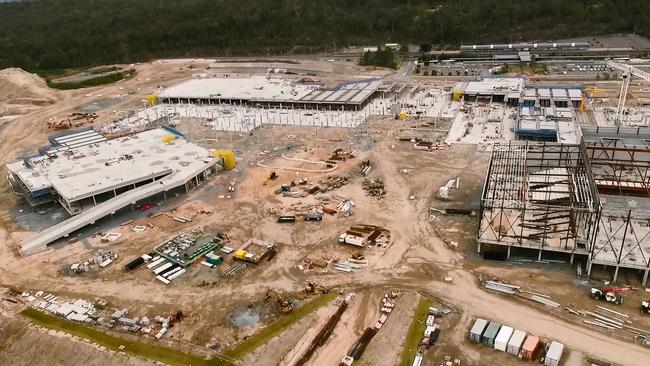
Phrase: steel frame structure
[{"left": 478, "top": 142, "right": 599, "bottom": 258}]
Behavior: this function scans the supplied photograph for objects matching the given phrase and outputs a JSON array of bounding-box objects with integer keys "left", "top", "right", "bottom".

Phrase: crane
[
  {"left": 607, "top": 60, "right": 650, "bottom": 125},
  {"left": 590, "top": 286, "right": 631, "bottom": 305}
]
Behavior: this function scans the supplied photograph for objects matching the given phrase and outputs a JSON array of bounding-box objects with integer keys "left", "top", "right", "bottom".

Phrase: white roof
[
  {"left": 507, "top": 329, "right": 527, "bottom": 346},
  {"left": 546, "top": 341, "right": 564, "bottom": 360},
  {"left": 8, "top": 128, "right": 214, "bottom": 202},
  {"left": 495, "top": 325, "right": 514, "bottom": 344},
  {"left": 470, "top": 318, "right": 488, "bottom": 334},
  {"left": 158, "top": 75, "right": 316, "bottom": 101}
]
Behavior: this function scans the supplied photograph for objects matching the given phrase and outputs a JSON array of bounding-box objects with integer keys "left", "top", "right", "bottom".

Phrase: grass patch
[
  {"left": 398, "top": 296, "right": 433, "bottom": 366},
  {"left": 21, "top": 307, "right": 215, "bottom": 366},
  {"left": 223, "top": 292, "right": 337, "bottom": 359},
  {"left": 21, "top": 293, "right": 336, "bottom": 365},
  {"left": 46, "top": 69, "right": 135, "bottom": 90}
]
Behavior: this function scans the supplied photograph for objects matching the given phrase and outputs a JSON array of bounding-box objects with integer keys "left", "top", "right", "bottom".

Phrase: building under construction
[
  {"left": 583, "top": 127, "right": 650, "bottom": 285},
  {"left": 480, "top": 130, "right": 650, "bottom": 285}
]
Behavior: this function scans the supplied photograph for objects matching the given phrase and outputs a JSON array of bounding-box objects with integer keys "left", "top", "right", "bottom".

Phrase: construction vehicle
[
  {"left": 642, "top": 300, "right": 650, "bottom": 314},
  {"left": 263, "top": 171, "right": 279, "bottom": 185},
  {"left": 590, "top": 286, "right": 630, "bottom": 305},
  {"left": 304, "top": 281, "right": 329, "bottom": 295},
  {"left": 265, "top": 289, "right": 293, "bottom": 314}
]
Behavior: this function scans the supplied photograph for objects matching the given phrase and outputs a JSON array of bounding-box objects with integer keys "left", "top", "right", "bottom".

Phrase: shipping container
[
  {"left": 469, "top": 318, "right": 488, "bottom": 343},
  {"left": 522, "top": 335, "right": 541, "bottom": 361},
  {"left": 481, "top": 322, "right": 501, "bottom": 346},
  {"left": 494, "top": 325, "right": 514, "bottom": 352},
  {"left": 125, "top": 257, "right": 145, "bottom": 271},
  {"left": 507, "top": 329, "right": 527, "bottom": 356},
  {"left": 544, "top": 341, "right": 564, "bottom": 366},
  {"left": 153, "top": 262, "right": 173, "bottom": 275}
]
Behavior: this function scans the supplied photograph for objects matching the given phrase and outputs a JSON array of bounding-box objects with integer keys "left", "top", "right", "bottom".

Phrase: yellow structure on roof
[
  {"left": 146, "top": 94, "right": 158, "bottom": 106},
  {"left": 452, "top": 89, "right": 462, "bottom": 101},
  {"left": 162, "top": 134, "right": 177, "bottom": 144},
  {"left": 398, "top": 111, "right": 407, "bottom": 120},
  {"left": 213, "top": 150, "right": 236, "bottom": 170}
]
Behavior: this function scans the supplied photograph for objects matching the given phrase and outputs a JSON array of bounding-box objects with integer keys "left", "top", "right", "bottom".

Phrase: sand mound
[{"left": 0, "top": 67, "right": 58, "bottom": 103}]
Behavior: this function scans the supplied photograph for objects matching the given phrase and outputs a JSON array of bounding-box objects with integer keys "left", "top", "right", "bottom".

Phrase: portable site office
[
  {"left": 481, "top": 322, "right": 501, "bottom": 346},
  {"left": 494, "top": 325, "right": 514, "bottom": 352},
  {"left": 507, "top": 329, "right": 527, "bottom": 356},
  {"left": 544, "top": 341, "right": 564, "bottom": 366},
  {"left": 470, "top": 318, "right": 488, "bottom": 343}
]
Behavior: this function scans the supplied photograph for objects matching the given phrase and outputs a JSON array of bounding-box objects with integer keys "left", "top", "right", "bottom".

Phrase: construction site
[{"left": 1, "top": 41, "right": 650, "bottom": 366}]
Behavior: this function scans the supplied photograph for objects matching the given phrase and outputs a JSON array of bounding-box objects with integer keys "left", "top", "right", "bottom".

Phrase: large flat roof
[
  {"left": 158, "top": 75, "right": 317, "bottom": 102},
  {"left": 7, "top": 128, "right": 215, "bottom": 202},
  {"left": 159, "top": 75, "right": 383, "bottom": 105}
]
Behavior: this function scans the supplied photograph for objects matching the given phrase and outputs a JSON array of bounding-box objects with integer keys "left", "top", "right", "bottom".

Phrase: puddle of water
[{"left": 231, "top": 308, "right": 260, "bottom": 327}]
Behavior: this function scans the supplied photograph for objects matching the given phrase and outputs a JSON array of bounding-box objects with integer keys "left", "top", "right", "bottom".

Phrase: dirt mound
[
  {"left": 0, "top": 68, "right": 58, "bottom": 103},
  {"left": 0, "top": 68, "right": 59, "bottom": 121}
]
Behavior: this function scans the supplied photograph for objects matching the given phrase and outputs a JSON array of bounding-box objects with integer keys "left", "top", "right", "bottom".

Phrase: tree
[{"left": 419, "top": 43, "right": 432, "bottom": 53}]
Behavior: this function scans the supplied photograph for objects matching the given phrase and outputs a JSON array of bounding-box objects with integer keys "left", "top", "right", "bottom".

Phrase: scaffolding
[{"left": 479, "top": 142, "right": 599, "bottom": 258}]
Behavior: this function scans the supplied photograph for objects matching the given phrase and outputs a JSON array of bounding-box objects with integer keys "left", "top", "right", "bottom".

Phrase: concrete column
[
  {"left": 570, "top": 253, "right": 574, "bottom": 265},
  {"left": 538, "top": 250, "right": 542, "bottom": 261},
  {"left": 195, "top": 176, "right": 199, "bottom": 186},
  {"left": 587, "top": 257, "right": 593, "bottom": 277},
  {"left": 477, "top": 242, "right": 481, "bottom": 254},
  {"left": 613, "top": 265, "right": 620, "bottom": 283},
  {"left": 643, "top": 269, "right": 649, "bottom": 286},
  {"left": 92, "top": 195, "right": 97, "bottom": 206},
  {"left": 113, "top": 189, "right": 117, "bottom": 197},
  {"left": 507, "top": 246, "right": 511, "bottom": 260},
  {"left": 185, "top": 183, "right": 189, "bottom": 194}
]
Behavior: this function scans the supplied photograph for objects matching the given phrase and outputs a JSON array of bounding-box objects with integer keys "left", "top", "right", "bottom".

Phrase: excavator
[
  {"left": 265, "top": 289, "right": 293, "bottom": 314},
  {"left": 304, "top": 281, "right": 329, "bottom": 295},
  {"left": 590, "top": 286, "right": 631, "bottom": 305}
]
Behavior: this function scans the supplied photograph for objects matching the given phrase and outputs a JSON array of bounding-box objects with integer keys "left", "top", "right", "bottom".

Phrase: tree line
[{"left": 1, "top": 0, "right": 649, "bottom": 73}]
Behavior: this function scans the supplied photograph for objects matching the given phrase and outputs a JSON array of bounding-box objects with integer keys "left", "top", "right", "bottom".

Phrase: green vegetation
[
  {"left": 398, "top": 297, "right": 433, "bottom": 366},
  {"left": 21, "top": 307, "right": 215, "bottom": 366},
  {"left": 359, "top": 48, "right": 400, "bottom": 69},
  {"left": 1, "top": 1, "right": 650, "bottom": 72},
  {"left": 47, "top": 69, "right": 136, "bottom": 90},
  {"left": 21, "top": 293, "right": 336, "bottom": 365},
  {"left": 223, "top": 292, "right": 337, "bottom": 359}
]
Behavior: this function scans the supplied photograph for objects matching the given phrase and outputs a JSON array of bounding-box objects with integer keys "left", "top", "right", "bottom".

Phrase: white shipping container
[
  {"left": 544, "top": 341, "right": 564, "bottom": 366},
  {"left": 426, "top": 315, "right": 435, "bottom": 326},
  {"left": 167, "top": 268, "right": 186, "bottom": 281},
  {"left": 469, "top": 318, "right": 488, "bottom": 343},
  {"left": 153, "top": 262, "right": 173, "bottom": 275},
  {"left": 146, "top": 257, "right": 165, "bottom": 269},
  {"left": 424, "top": 325, "right": 437, "bottom": 337},
  {"left": 507, "top": 329, "right": 527, "bottom": 355},
  {"left": 494, "top": 326, "right": 514, "bottom": 352}
]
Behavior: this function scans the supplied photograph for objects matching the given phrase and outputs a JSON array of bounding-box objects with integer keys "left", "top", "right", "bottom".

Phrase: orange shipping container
[{"left": 521, "top": 335, "right": 541, "bottom": 361}]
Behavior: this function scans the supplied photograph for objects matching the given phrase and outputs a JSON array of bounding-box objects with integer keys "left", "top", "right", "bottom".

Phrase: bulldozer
[
  {"left": 265, "top": 289, "right": 293, "bottom": 314},
  {"left": 590, "top": 286, "right": 630, "bottom": 305}
]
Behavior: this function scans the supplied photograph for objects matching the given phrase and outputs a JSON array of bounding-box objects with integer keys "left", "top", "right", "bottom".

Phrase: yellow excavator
[{"left": 265, "top": 289, "right": 293, "bottom": 314}]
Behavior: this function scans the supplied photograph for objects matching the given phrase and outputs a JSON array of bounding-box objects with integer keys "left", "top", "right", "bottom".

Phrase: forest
[{"left": 1, "top": 0, "right": 650, "bottom": 72}]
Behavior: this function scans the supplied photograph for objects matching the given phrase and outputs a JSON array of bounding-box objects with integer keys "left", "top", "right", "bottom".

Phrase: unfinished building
[
  {"left": 157, "top": 74, "right": 384, "bottom": 111},
  {"left": 583, "top": 126, "right": 650, "bottom": 284},
  {"left": 478, "top": 142, "right": 599, "bottom": 261},
  {"left": 7, "top": 127, "right": 224, "bottom": 255}
]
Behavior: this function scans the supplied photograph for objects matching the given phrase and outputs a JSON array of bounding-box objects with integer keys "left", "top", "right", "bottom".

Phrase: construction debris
[
  {"left": 362, "top": 177, "right": 385, "bottom": 199},
  {"left": 436, "top": 177, "right": 460, "bottom": 200}
]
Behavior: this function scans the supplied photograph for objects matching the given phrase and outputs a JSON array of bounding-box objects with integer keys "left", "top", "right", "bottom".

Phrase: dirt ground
[{"left": 0, "top": 58, "right": 649, "bottom": 366}]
